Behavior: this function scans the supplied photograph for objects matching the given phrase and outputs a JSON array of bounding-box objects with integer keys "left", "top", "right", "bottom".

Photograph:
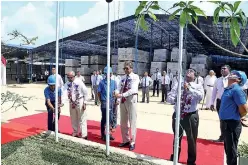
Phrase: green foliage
[
  {"left": 239, "top": 142, "right": 248, "bottom": 158},
  {"left": 1, "top": 91, "right": 34, "bottom": 113},
  {"left": 211, "top": 1, "right": 247, "bottom": 47},
  {"left": 134, "top": 1, "right": 247, "bottom": 48}
]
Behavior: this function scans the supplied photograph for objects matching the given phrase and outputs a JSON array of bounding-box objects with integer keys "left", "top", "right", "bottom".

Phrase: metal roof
[{"left": 33, "top": 14, "right": 248, "bottom": 58}]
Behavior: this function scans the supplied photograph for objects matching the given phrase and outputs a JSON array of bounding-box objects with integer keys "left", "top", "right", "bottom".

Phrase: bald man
[{"left": 64, "top": 71, "right": 88, "bottom": 139}]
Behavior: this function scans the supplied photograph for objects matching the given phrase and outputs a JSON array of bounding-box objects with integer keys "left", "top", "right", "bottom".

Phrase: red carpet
[
  {"left": 7, "top": 113, "right": 224, "bottom": 165},
  {"left": 1, "top": 122, "right": 43, "bottom": 144}
]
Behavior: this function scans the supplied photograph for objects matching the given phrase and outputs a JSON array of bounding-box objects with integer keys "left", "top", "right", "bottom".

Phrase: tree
[{"left": 135, "top": 1, "right": 248, "bottom": 57}]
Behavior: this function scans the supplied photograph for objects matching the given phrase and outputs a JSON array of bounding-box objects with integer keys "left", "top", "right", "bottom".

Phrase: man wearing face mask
[
  {"left": 64, "top": 71, "right": 88, "bottom": 139},
  {"left": 168, "top": 69, "right": 204, "bottom": 165},
  {"left": 210, "top": 65, "right": 231, "bottom": 142},
  {"left": 114, "top": 61, "right": 139, "bottom": 151},
  {"left": 44, "top": 75, "right": 62, "bottom": 132},
  {"left": 219, "top": 70, "right": 248, "bottom": 165}
]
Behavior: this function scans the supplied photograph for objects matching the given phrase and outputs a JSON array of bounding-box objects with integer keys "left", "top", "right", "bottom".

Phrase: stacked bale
[
  {"left": 150, "top": 49, "right": 170, "bottom": 74},
  {"left": 190, "top": 54, "right": 212, "bottom": 77}
]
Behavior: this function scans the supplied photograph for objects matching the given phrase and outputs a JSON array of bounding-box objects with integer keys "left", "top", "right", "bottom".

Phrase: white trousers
[
  {"left": 205, "top": 86, "right": 214, "bottom": 108},
  {"left": 120, "top": 95, "right": 137, "bottom": 145},
  {"left": 69, "top": 100, "right": 87, "bottom": 137}
]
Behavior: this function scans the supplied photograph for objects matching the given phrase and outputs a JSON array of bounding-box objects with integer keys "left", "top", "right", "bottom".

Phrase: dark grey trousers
[
  {"left": 216, "top": 99, "right": 225, "bottom": 140},
  {"left": 172, "top": 111, "right": 199, "bottom": 165}
]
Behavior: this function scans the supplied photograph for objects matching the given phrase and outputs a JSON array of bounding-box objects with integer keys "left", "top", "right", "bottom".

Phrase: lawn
[{"left": 1, "top": 134, "right": 156, "bottom": 165}]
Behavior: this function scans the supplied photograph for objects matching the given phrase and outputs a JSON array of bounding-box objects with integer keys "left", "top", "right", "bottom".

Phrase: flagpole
[
  {"left": 106, "top": 0, "right": 113, "bottom": 156},
  {"left": 55, "top": 1, "right": 60, "bottom": 142},
  {"left": 173, "top": 12, "right": 184, "bottom": 164}
]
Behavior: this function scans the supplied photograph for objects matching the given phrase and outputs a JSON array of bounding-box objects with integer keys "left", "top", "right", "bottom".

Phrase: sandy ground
[{"left": 1, "top": 83, "right": 248, "bottom": 143}]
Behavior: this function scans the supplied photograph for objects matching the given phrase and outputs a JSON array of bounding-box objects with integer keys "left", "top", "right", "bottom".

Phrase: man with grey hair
[
  {"left": 203, "top": 70, "right": 217, "bottom": 110},
  {"left": 64, "top": 71, "right": 88, "bottom": 139},
  {"left": 115, "top": 61, "right": 139, "bottom": 151}
]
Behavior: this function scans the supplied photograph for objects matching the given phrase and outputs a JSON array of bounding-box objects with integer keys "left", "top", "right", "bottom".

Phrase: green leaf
[
  {"left": 178, "top": 1, "right": 187, "bottom": 8},
  {"left": 227, "top": 3, "right": 234, "bottom": 11},
  {"left": 237, "top": 10, "right": 247, "bottom": 27},
  {"left": 135, "top": 5, "right": 145, "bottom": 16},
  {"left": 188, "top": 1, "right": 194, "bottom": 5},
  {"left": 230, "top": 18, "right": 240, "bottom": 47},
  {"left": 169, "top": 8, "right": 181, "bottom": 20},
  {"left": 150, "top": 4, "right": 160, "bottom": 10},
  {"left": 190, "top": 5, "right": 207, "bottom": 18},
  {"left": 140, "top": 14, "right": 148, "bottom": 31},
  {"left": 186, "top": 13, "right": 192, "bottom": 24},
  {"left": 179, "top": 11, "right": 187, "bottom": 28},
  {"left": 184, "top": 8, "right": 198, "bottom": 23},
  {"left": 140, "top": 1, "right": 148, "bottom": 6},
  {"left": 233, "top": 1, "right": 241, "bottom": 12},
  {"left": 148, "top": 11, "right": 157, "bottom": 21},
  {"left": 213, "top": 7, "right": 220, "bottom": 24}
]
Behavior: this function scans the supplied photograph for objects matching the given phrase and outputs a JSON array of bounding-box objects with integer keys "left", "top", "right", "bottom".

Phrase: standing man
[
  {"left": 75, "top": 71, "right": 85, "bottom": 82},
  {"left": 115, "top": 61, "right": 139, "bottom": 151},
  {"left": 140, "top": 72, "right": 153, "bottom": 103},
  {"left": 203, "top": 70, "right": 217, "bottom": 110},
  {"left": 111, "top": 72, "right": 121, "bottom": 130},
  {"left": 219, "top": 70, "right": 247, "bottom": 165},
  {"left": 65, "top": 71, "right": 88, "bottom": 139},
  {"left": 44, "top": 75, "right": 62, "bottom": 132},
  {"left": 91, "top": 71, "right": 96, "bottom": 100},
  {"left": 195, "top": 72, "right": 204, "bottom": 86},
  {"left": 98, "top": 66, "right": 116, "bottom": 141},
  {"left": 51, "top": 67, "right": 64, "bottom": 89},
  {"left": 92, "top": 71, "right": 103, "bottom": 105},
  {"left": 168, "top": 69, "right": 204, "bottom": 165},
  {"left": 152, "top": 68, "right": 161, "bottom": 97},
  {"left": 44, "top": 69, "right": 49, "bottom": 83},
  {"left": 210, "top": 65, "right": 231, "bottom": 142},
  {"left": 161, "top": 71, "right": 170, "bottom": 103},
  {"left": 168, "top": 69, "right": 174, "bottom": 90}
]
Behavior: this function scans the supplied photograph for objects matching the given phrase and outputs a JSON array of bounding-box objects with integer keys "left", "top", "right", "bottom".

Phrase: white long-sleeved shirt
[
  {"left": 140, "top": 76, "right": 153, "bottom": 87},
  {"left": 64, "top": 79, "right": 88, "bottom": 104},
  {"left": 195, "top": 76, "right": 204, "bottom": 86},
  {"left": 211, "top": 76, "right": 229, "bottom": 105},
  {"left": 151, "top": 72, "right": 162, "bottom": 81},
  {"left": 111, "top": 75, "right": 121, "bottom": 90},
  {"left": 91, "top": 74, "right": 103, "bottom": 86},
  {"left": 75, "top": 75, "right": 85, "bottom": 82},
  {"left": 204, "top": 75, "right": 217, "bottom": 90},
  {"left": 117, "top": 72, "right": 139, "bottom": 98},
  {"left": 161, "top": 75, "right": 170, "bottom": 85}
]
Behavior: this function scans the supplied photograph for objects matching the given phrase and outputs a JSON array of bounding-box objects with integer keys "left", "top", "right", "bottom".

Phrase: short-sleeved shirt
[
  {"left": 44, "top": 86, "right": 62, "bottom": 102},
  {"left": 219, "top": 84, "right": 247, "bottom": 120},
  {"left": 98, "top": 78, "right": 116, "bottom": 107}
]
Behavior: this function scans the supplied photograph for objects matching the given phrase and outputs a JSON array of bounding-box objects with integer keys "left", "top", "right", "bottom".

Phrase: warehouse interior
[{"left": 3, "top": 14, "right": 248, "bottom": 84}]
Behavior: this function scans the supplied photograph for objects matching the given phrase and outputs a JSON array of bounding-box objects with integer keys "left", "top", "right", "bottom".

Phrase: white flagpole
[
  {"left": 55, "top": 1, "right": 60, "bottom": 142},
  {"left": 173, "top": 15, "right": 184, "bottom": 165},
  {"left": 106, "top": 0, "right": 112, "bottom": 156}
]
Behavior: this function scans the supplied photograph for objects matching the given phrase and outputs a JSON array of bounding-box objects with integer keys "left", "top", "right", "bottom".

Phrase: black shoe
[
  {"left": 170, "top": 154, "right": 174, "bottom": 161},
  {"left": 101, "top": 135, "right": 115, "bottom": 141},
  {"left": 213, "top": 138, "right": 224, "bottom": 142},
  {"left": 118, "top": 142, "right": 130, "bottom": 147},
  {"left": 82, "top": 136, "right": 88, "bottom": 140},
  {"left": 129, "top": 144, "right": 135, "bottom": 151}
]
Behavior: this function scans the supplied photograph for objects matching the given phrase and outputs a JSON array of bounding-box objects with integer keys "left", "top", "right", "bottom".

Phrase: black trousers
[
  {"left": 161, "top": 84, "right": 169, "bottom": 102},
  {"left": 216, "top": 99, "right": 225, "bottom": 140},
  {"left": 153, "top": 80, "right": 159, "bottom": 96},
  {"left": 46, "top": 102, "right": 60, "bottom": 131},
  {"left": 172, "top": 112, "right": 199, "bottom": 165},
  {"left": 100, "top": 102, "right": 114, "bottom": 137},
  {"left": 223, "top": 120, "right": 242, "bottom": 165}
]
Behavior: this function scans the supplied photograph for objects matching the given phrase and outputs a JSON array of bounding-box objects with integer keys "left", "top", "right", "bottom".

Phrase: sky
[{"left": 1, "top": 1, "right": 248, "bottom": 47}]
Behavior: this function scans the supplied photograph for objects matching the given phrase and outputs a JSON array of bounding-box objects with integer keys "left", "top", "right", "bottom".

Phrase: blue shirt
[
  {"left": 219, "top": 84, "right": 247, "bottom": 120},
  {"left": 44, "top": 86, "right": 62, "bottom": 102},
  {"left": 98, "top": 78, "right": 116, "bottom": 103}
]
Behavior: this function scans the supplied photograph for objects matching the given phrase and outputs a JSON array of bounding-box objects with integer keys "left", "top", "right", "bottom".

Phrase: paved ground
[{"left": 1, "top": 83, "right": 248, "bottom": 143}]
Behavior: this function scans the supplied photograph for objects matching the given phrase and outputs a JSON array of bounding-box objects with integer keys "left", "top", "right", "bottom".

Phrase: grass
[{"left": 1, "top": 134, "right": 157, "bottom": 165}]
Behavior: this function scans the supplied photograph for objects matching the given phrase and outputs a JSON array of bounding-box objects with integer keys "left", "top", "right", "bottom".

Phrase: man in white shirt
[
  {"left": 140, "top": 72, "right": 153, "bottom": 103},
  {"left": 152, "top": 68, "right": 162, "bottom": 97},
  {"left": 161, "top": 71, "right": 170, "bottom": 103},
  {"left": 194, "top": 72, "right": 204, "bottom": 86},
  {"left": 92, "top": 71, "right": 103, "bottom": 105},
  {"left": 75, "top": 71, "right": 85, "bottom": 82},
  {"left": 91, "top": 71, "right": 96, "bottom": 100},
  {"left": 203, "top": 70, "right": 217, "bottom": 110},
  {"left": 64, "top": 71, "right": 88, "bottom": 139},
  {"left": 168, "top": 69, "right": 174, "bottom": 90},
  {"left": 52, "top": 68, "right": 64, "bottom": 89},
  {"left": 210, "top": 65, "right": 231, "bottom": 142},
  {"left": 115, "top": 61, "right": 139, "bottom": 151}
]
